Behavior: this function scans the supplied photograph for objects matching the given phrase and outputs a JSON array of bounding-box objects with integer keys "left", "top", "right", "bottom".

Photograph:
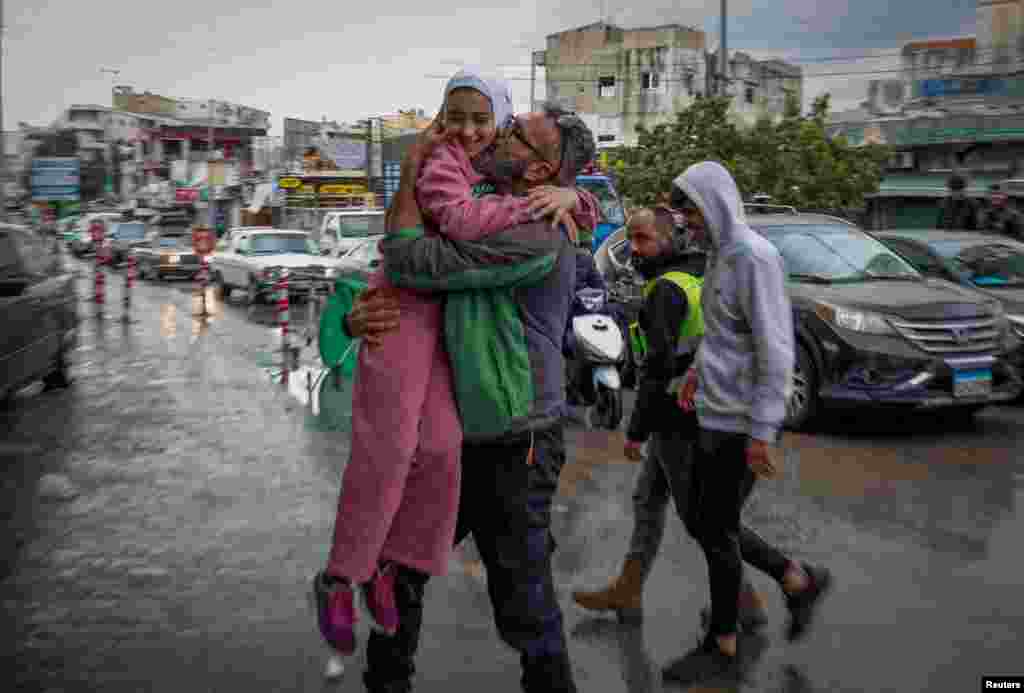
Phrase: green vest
[{"left": 629, "top": 271, "right": 705, "bottom": 365}]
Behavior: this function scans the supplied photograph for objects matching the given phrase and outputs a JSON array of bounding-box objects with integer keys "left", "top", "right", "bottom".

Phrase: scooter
[{"left": 565, "top": 287, "right": 626, "bottom": 430}]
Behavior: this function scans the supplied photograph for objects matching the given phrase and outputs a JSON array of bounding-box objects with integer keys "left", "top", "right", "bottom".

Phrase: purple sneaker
[
  {"left": 312, "top": 571, "right": 358, "bottom": 655},
  {"left": 361, "top": 562, "right": 399, "bottom": 635}
]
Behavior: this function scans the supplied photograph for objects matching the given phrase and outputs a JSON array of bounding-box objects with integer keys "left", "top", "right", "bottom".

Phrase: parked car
[
  {"left": 876, "top": 229, "right": 1024, "bottom": 367},
  {"left": 0, "top": 224, "right": 77, "bottom": 403},
  {"left": 105, "top": 221, "right": 149, "bottom": 265},
  {"left": 209, "top": 228, "right": 335, "bottom": 304},
  {"left": 132, "top": 230, "right": 201, "bottom": 281},
  {"left": 325, "top": 236, "right": 383, "bottom": 285},
  {"left": 68, "top": 212, "right": 122, "bottom": 256},
  {"left": 596, "top": 213, "right": 1023, "bottom": 429},
  {"left": 576, "top": 173, "right": 627, "bottom": 252},
  {"left": 318, "top": 210, "right": 386, "bottom": 258}
]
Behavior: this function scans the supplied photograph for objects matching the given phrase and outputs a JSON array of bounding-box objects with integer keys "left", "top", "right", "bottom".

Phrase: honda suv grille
[{"left": 890, "top": 316, "right": 1000, "bottom": 357}]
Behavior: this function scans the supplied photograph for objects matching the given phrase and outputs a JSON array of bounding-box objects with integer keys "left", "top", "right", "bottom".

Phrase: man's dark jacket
[
  {"left": 626, "top": 251, "right": 705, "bottom": 443},
  {"left": 937, "top": 196, "right": 979, "bottom": 231}
]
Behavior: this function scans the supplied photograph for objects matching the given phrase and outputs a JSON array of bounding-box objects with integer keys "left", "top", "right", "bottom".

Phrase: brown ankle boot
[{"left": 572, "top": 558, "right": 645, "bottom": 619}]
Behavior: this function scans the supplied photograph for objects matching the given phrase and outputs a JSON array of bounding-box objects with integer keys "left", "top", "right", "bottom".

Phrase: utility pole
[
  {"left": 100, "top": 68, "right": 120, "bottom": 203},
  {"left": 719, "top": 0, "right": 728, "bottom": 96},
  {"left": 208, "top": 98, "right": 215, "bottom": 229},
  {"left": 1, "top": 0, "right": 6, "bottom": 218}
]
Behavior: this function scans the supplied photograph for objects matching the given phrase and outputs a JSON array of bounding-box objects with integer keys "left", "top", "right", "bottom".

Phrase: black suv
[
  {"left": 0, "top": 224, "right": 77, "bottom": 403},
  {"left": 597, "top": 212, "right": 1022, "bottom": 429}
]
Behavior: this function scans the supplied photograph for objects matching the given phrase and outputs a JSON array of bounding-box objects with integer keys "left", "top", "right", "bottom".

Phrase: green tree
[{"left": 616, "top": 92, "right": 889, "bottom": 212}]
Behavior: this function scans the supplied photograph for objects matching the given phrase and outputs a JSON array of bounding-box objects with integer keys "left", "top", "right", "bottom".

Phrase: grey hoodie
[{"left": 673, "top": 162, "right": 794, "bottom": 442}]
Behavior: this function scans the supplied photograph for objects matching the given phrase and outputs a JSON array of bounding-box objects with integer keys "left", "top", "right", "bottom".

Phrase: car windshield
[
  {"left": 929, "top": 239, "right": 1024, "bottom": 287},
  {"left": 577, "top": 178, "right": 626, "bottom": 226},
  {"left": 337, "top": 215, "right": 385, "bottom": 237},
  {"left": 249, "top": 234, "right": 316, "bottom": 254},
  {"left": 758, "top": 224, "right": 921, "bottom": 282},
  {"left": 116, "top": 223, "right": 146, "bottom": 240}
]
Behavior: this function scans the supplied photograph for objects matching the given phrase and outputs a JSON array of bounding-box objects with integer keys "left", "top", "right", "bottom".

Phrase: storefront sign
[
  {"left": 894, "top": 127, "right": 1024, "bottom": 145},
  {"left": 320, "top": 183, "right": 366, "bottom": 195},
  {"left": 917, "top": 77, "right": 1009, "bottom": 99},
  {"left": 278, "top": 177, "right": 302, "bottom": 189},
  {"left": 31, "top": 157, "right": 80, "bottom": 201}
]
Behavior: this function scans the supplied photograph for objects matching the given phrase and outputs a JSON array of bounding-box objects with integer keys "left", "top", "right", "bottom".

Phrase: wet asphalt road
[{"left": 2, "top": 259, "right": 1024, "bottom": 693}]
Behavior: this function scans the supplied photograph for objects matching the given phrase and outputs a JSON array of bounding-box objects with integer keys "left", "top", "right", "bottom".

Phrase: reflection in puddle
[
  {"left": 160, "top": 304, "right": 176, "bottom": 339},
  {"left": 191, "top": 286, "right": 222, "bottom": 320}
]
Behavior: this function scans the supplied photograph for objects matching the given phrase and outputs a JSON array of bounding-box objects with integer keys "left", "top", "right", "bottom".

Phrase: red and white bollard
[
  {"left": 122, "top": 254, "right": 135, "bottom": 322},
  {"left": 277, "top": 271, "right": 290, "bottom": 385},
  {"left": 94, "top": 250, "right": 106, "bottom": 319},
  {"left": 196, "top": 257, "right": 210, "bottom": 318}
]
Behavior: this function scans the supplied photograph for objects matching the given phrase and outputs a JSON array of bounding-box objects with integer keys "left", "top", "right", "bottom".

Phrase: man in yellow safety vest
[{"left": 572, "top": 206, "right": 770, "bottom": 632}]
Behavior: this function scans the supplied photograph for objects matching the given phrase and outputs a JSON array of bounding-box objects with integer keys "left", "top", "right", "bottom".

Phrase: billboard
[
  {"left": 325, "top": 138, "right": 366, "bottom": 170},
  {"left": 31, "top": 157, "right": 80, "bottom": 201}
]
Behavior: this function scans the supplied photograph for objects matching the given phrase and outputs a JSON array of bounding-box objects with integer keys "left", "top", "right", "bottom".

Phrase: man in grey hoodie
[{"left": 670, "top": 161, "right": 832, "bottom": 685}]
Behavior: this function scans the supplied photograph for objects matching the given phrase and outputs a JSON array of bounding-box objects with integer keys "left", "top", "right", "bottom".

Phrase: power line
[
  {"left": 426, "top": 57, "right": 1022, "bottom": 83},
  {"left": 442, "top": 50, "right": 905, "bottom": 70}
]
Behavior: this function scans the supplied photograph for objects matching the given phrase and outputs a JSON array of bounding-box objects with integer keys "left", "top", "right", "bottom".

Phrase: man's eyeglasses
[{"left": 505, "top": 117, "right": 564, "bottom": 178}]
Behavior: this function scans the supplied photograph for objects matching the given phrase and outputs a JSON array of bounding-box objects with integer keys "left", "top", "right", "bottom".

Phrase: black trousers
[
  {"left": 683, "top": 428, "right": 791, "bottom": 637},
  {"left": 364, "top": 425, "right": 576, "bottom": 693}
]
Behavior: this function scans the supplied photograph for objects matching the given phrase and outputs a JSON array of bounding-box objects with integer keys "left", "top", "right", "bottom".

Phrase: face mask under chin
[{"left": 472, "top": 149, "right": 528, "bottom": 185}]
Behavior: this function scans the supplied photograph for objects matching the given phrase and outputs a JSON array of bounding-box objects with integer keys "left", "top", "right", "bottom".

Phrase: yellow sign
[
  {"left": 320, "top": 183, "right": 367, "bottom": 195},
  {"left": 278, "top": 177, "right": 302, "bottom": 189}
]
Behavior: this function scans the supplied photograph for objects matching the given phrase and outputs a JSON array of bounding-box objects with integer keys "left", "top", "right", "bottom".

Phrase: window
[
  {"left": 883, "top": 239, "right": 945, "bottom": 274},
  {"left": 759, "top": 225, "right": 919, "bottom": 280},
  {"left": 745, "top": 87, "right": 756, "bottom": 104},
  {"left": 598, "top": 76, "right": 616, "bottom": 99},
  {"left": 249, "top": 233, "right": 314, "bottom": 254},
  {"left": 598, "top": 134, "right": 617, "bottom": 143},
  {"left": 641, "top": 72, "right": 660, "bottom": 91}
]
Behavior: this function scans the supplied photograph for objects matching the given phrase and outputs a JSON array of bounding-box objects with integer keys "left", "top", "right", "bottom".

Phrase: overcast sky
[{"left": 3, "top": 0, "right": 978, "bottom": 134}]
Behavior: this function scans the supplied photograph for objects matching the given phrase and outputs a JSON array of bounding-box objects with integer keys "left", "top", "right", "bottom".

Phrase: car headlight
[{"left": 814, "top": 302, "right": 896, "bottom": 335}]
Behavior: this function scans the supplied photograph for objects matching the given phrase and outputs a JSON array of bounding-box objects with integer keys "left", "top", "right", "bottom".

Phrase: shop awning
[{"left": 869, "top": 173, "right": 1005, "bottom": 198}]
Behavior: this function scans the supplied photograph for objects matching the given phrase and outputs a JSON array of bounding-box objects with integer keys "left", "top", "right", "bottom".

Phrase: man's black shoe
[
  {"left": 786, "top": 563, "right": 832, "bottom": 642},
  {"left": 662, "top": 636, "right": 739, "bottom": 686},
  {"left": 663, "top": 632, "right": 768, "bottom": 686}
]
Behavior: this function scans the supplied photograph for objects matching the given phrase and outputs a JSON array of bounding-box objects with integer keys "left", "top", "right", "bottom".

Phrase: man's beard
[{"left": 472, "top": 149, "right": 528, "bottom": 185}]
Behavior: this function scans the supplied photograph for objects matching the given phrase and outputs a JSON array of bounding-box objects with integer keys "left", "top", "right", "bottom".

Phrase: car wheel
[
  {"left": 214, "top": 271, "right": 230, "bottom": 299},
  {"left": 785, "top": 344, "right": 819, "bottom": 431}
]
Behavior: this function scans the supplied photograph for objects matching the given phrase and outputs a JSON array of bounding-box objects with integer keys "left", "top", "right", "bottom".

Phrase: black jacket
[
  {"left": 574, "top": 247, "right": 606, "bottom": 293},
  {"left": 626, "top": 252, "right": 704, "bottom": 443}
]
